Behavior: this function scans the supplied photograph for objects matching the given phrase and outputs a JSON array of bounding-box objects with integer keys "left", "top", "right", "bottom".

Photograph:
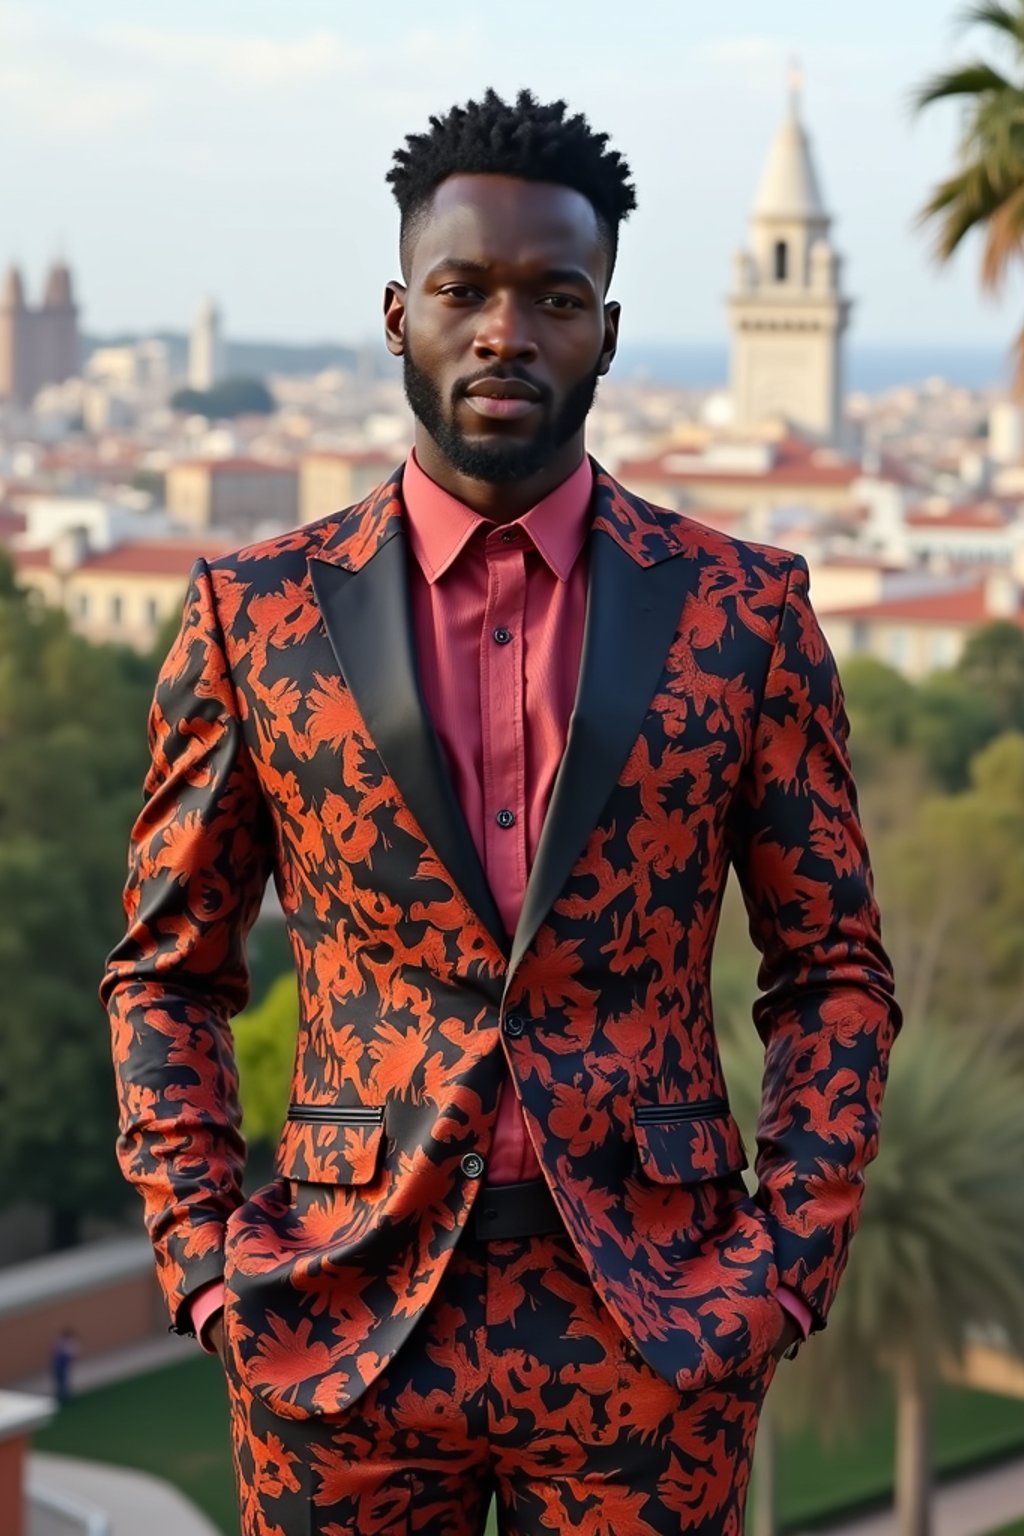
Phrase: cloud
[
  {"left": 0, "top": 10, "right": 150, "bottom": 137},
  {"left": 0, "top": 69, "right": 148, "bottom": 135},
  {"left": 106, "top": 26, "right": 365, "bottom": 87}
]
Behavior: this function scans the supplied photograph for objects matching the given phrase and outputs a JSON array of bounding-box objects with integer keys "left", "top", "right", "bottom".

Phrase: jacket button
[
  {"left": 461, "top": 1152, "right": 485, "bottom": 1179},
  {"left": 504, "top": 1013, "right": 525, "bottom": 1037}
]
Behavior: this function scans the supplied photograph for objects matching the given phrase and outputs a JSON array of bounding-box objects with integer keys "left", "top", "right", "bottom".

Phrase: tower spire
[{"left": 727, "top": 72, "right": 852, "bottom": 446}]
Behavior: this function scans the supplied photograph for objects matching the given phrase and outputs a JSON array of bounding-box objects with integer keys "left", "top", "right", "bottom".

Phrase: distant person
[
  {"left": 51, "top": 1327, "right": 78, "bottom": 1408},
  {"left": 102, "top": 89, "right": 900, "bottom": 1535}
]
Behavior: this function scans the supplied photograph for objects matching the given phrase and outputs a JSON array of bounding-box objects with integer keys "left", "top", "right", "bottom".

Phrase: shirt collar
[{"left": 401, "top": 448, "right": 594, "bottom": 584}]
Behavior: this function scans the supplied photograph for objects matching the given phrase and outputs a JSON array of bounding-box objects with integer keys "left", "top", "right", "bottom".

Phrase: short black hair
[{"left": 387, "top": 88, "right": 636, "bottom": 280}]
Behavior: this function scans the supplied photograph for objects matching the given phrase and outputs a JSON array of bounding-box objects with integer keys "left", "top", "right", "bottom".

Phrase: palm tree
[
  {"left": 912, "top": 3, "right": 1024, "bottom": 392},
  {"left": 721, "top": 1012, "right": 1024, "bottom": 1536}
]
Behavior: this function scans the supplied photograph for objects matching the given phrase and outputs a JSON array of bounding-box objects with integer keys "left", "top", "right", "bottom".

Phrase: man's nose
[{"left": 473, "top": 295, "right": 539, "bottom": 363}]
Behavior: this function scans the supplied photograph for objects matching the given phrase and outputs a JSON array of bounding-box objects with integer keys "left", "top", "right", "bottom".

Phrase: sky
[{"left": 3, "top": 0, "right": 1024, "bottom": 351}]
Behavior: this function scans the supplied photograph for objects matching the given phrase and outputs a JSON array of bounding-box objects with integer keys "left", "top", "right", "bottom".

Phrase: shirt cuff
[
  {"left": 775, "top": 1284, "right": 813, "bottom": 1340},
  {"left": 188, "top": 1280, "right": 226, "bottom": 1353}
]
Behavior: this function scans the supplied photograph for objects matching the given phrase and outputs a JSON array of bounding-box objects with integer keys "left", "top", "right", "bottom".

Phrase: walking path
[
  {"left": 28, "top": 1453, "right": 221, "bottom": 1536},
  {"left": 793, "top": 1457, "right": 1024, "bottom": 1536},
  {"left": 14, "top": 1331, "right": 194, "bottom": 1397}
]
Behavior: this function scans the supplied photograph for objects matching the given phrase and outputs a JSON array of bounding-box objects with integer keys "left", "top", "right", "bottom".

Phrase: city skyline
[{"left": 4, "top": 0, "right": 1024, "bottom": 349}]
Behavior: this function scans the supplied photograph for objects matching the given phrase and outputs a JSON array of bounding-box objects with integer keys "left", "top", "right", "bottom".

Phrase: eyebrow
[{"left": 425, "top": 257, "right": 595, "bottom": 289}]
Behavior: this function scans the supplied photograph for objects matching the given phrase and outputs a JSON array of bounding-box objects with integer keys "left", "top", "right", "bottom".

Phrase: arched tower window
[{"left": 774, "top": 240, "right": 788, "bottom": 281}]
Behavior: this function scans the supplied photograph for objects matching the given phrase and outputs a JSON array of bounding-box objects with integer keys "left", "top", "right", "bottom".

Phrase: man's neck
[{"left": 412, "top": 431, "right": 587, "bottom": 524}]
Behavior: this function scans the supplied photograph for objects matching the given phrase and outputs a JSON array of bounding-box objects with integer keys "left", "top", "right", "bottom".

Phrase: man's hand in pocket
[
  {"left": 771, "top": 1309, "right": 802, "bottom": 1361},
  {"left": 206, "top": 1314, "right": 227, "bottom": 1366}
]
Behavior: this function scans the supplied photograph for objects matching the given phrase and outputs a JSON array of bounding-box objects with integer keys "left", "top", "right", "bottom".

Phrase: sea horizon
[
  {"left": 85, "top": 332, "right": 1017, "bottom": 396},
  {"left": 612, "top": 341, "right": 1014, "bottom": 395}
]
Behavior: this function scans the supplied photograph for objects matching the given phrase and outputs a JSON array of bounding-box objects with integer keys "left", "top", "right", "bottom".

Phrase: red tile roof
[
  {"left": 13, "top": 546, "right": 50, "bottom": 569},
  {"left": 302, "top": 449, "right": 397, "bottom": 466},
  {"left": 827, "top": 581, "right": 1022, "bottom": 626},
  {"left": 620, "top": 437, "right": 861, "bottom": 489},
  {"left": 0, "top": 508, "right": 27, "bottom": 543},
  {"left": 13, "top": 538, "right": 232, "bottom": 578},
  {"left": 905, "top": 502, "right": 1018, "bottom": 531},
  {"left": 169, "top": 458, "right": 295, "bottom": 476}
]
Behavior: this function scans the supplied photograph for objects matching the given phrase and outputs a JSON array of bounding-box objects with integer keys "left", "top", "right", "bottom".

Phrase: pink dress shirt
[{"left": 189, "top": 449, "right": 811, "bottom": 1349}]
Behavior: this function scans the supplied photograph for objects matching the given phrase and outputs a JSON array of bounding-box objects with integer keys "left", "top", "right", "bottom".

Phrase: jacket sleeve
[
  {"left": 100, "top": 558, "right": 273, "bottom": 1334},
  {"left": 725, "top": 554, "right": 901, "bottom": 1332}
]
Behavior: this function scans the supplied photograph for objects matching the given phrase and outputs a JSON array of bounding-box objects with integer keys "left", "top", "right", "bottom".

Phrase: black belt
[{"left": 467, "top": 1178, "right": 564, "bottom": 1242}]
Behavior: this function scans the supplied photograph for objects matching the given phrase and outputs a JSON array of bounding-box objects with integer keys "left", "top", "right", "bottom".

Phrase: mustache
[{"left": 452, "top": 368, "right": 551, "bottom": 405}]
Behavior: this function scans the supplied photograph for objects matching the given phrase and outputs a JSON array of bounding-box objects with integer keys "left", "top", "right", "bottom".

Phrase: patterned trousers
[{"left": 226, "top": 1227, "right": 777, "bottom": 1536}]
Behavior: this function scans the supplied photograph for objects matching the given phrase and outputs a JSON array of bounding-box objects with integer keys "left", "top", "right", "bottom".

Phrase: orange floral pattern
[
  {"left": 225, "top": 1231, "right": 778, "bottom": 1535},
  {"left": 101, "top": 463, "right": 899, "bottom": 1424}
]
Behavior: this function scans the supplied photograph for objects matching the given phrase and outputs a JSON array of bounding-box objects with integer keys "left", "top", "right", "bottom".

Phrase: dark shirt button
[
  {"left": 493, "top": 627, "right": 512, "bottom": 645},
  {"left": 504, "top": 1013, "right": 525, "bottom": 1037},
  {"left": 495, "top": 808, "right": 516, "bottom": 829},
  {"left": 461, "top": 1152, "right": 485, "bottom": 1179},
  {"left": 500, "top": 529, "right": 517, "bottom": 543}
]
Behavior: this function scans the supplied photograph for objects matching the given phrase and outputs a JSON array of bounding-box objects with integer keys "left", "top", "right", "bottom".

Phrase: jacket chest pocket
[
  {"left": 274, "top": 1103, "right": 386, "bottom": 1186},
  {"left": 632, "top": 1097, "right": 748, "bottom": 1184}
]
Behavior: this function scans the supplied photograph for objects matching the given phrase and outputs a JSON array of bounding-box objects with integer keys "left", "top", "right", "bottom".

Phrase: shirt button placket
[{"left": 481, "top": 528, "right": 528, "bottom": 927}]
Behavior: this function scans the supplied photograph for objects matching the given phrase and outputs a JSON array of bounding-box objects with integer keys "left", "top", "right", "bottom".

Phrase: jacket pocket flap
[
  {"left": 274, "top": 1105, "right": 386, "bottom": 1186},
  {"left": 633, "top": 1102, "right": 748, "bottom": 1184}
]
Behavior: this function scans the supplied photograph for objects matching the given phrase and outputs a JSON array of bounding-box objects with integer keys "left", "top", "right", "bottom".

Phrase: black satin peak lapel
[
  {"left": 506, "top": 530, "right": 695, "bottom": 985},
  {"left": 310, "top": 535, "right": 508, "bottom": 963}
]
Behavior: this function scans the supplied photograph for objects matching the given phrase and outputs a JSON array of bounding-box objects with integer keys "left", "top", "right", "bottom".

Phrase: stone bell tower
[{"left": 728, "top": 66, "right": 852, "bottom": 444}]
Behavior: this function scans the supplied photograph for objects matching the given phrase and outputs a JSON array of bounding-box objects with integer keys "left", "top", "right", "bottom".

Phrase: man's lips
[{"left": 461, "top": 377, "right": 543, "bottom": 421}]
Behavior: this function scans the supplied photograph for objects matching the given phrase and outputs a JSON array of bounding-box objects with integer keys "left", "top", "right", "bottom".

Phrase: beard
[{"left": 402, "top": 344, "right": 602, "bottom": 485}]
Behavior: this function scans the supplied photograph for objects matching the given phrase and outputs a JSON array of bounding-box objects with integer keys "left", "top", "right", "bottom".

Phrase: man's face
[{"left": 385, "top": 174, "right": 620, "bottom": 484}]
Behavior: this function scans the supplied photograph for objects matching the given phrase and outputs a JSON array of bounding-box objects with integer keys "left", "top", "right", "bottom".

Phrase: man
[{"left": 102, "top": 90, "right": 900, "bottom": 1535}]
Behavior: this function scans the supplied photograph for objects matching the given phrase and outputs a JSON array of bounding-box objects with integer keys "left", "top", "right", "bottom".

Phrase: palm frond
[
  {"left": 956, "top": 1, "right": 1024, "bottom": 54},
  {"left": 981, "top": 177, "right": 1024, "bottom": 287},
  {"left": 911, "top": 60, "right": 1014, "bottom": 114},
  {"left": 763, "top": 1021, "right": 1024, "bottom": 1434},
  {"left": 916, "top": 161, "right": 1009, "bottom": 259}
]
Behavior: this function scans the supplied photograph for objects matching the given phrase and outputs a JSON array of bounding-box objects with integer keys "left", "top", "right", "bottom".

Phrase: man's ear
[
  {"left": 384, "top": 282, "right": 407, "bottom": 357},
  {"left": 598, "top": 300, "right": 621, "bottom": 377}
]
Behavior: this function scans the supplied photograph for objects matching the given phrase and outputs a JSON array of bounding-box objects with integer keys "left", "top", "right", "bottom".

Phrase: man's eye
[
  {"left": 440, "top": 284, "right": 479, "bottom": 300},
  {"left": 540, "top": 294, "right": 582, "bottom": 310}
]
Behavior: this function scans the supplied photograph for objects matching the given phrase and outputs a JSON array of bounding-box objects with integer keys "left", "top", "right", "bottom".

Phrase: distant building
[
  {"left": 988, "top": 399, "right": 1024, "bottom": 466},
  {"left": 189, "top": 296, "right": 225, "bottom": 391},
  {"left": 16, "top": 492, "right": 169, "bottom": 553},
  {"left": 904, "top": 500, "right": 1024, "bottom": 569},
  {"left": 299, "top": 450, "right": 399, "bottom": 525},
  {"left": 618, "top": 435, "right": 861, "bottom": 519},
  {"left": 165, "top": 457, "right": 298, "bottom": 535},
  {"left": 728, "top": 69, "right": 851, "bottom": 445},
  {"left": 822, "top": 571, "right": 1024, "bottom": 679},
  {"left": 0, "top": 261, "right": 80, "bottom": 407},
  {"left": 13, "top": 534, "right": 230, "bottom": 650}
]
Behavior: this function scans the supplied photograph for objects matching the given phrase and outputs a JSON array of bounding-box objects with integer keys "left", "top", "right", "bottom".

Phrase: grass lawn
[{"left": 35, "top": 1358, "right": 1024, "bottom": 1536}]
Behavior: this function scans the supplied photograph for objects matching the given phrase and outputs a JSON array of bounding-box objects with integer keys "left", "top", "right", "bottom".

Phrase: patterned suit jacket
[{"left": 101, "top": 462, "right": 899, "bottom": 1421}]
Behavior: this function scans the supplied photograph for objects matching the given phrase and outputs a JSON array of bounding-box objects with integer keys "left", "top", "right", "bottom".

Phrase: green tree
[
  {"left": 170, "top": 377, "right": 276, "bottom": 418},
  {"left": 957, "top": 620, "right": 1024, "bottom": 731},
  {"left": 842, "top": 657, "right": 918, "bottom": 754},
  {"left": 912, "top": 2, "right": 1024, "bottom": 391},
  {"left": 722, "top": 1019, "right": 1024, "bottom": 1536},
  {"left": 876, "top": 733, "right": 1024, "bottom": 1060},
  {"left": 0, "top": 573, "right": 154, "bottom": 1246},
  {"left": 234, "top": 972, "right": 299, "bottom": 1144},
  {"left": 909, "top": 669, "right": 1001, "bottom": 789},
  {"left": 840, "top": 655, "right": 1001, "bottom": 794}
]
